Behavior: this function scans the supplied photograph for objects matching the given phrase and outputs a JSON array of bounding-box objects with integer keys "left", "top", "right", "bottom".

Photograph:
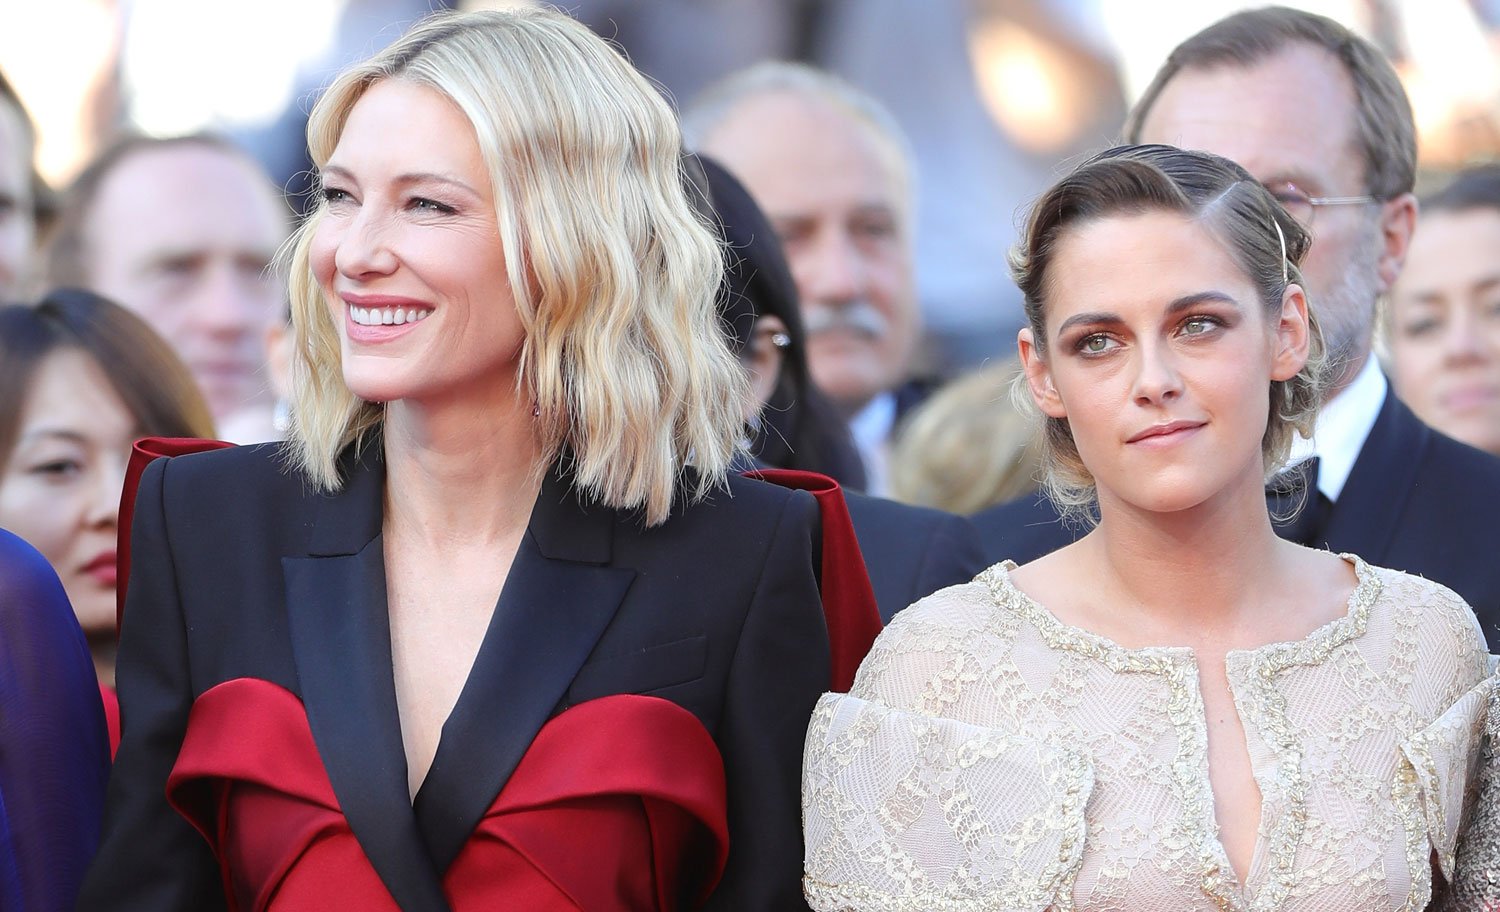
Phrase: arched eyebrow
[
  {"left": 319, "top": 164, "right": 482, "bottom": 201},
  {"left": 1056, "top": 291, "right": 1239, "bottom": 336},
  {"left": 17, "top": 428, "right": 91, "bottom": 447}
]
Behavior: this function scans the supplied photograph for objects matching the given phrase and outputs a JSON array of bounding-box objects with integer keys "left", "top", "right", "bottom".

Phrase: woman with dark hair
[
  {"left": 1388, "top": 163, "right": 1500, "bottom": 456},
  {"left": 802, "top": 145, "right": 1490, "bottom": 911},
  {"left": 685, "top": 154, "right": 866, "bottom": 488},
  {"left": 0, "top": 288, "right": 214, "bottom": 686}
]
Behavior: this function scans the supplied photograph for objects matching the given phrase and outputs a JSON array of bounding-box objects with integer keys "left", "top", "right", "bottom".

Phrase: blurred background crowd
[
  {"left": 4, "top": 0, "right": 1500, "bottom": 679},
  {"left": 7, "top": 0, "right": 1500, "bottom": 365}
]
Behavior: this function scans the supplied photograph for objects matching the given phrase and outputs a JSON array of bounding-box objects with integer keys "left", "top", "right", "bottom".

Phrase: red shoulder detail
[
  {"left": 117, "top": 437, "right": 233, "bottom": 631},
  {"left": 742, "top": 468, "right": 882, "bottom": 691}
]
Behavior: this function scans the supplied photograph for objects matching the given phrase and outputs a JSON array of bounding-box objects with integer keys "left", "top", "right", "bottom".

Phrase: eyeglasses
[{"left": 1263, "top": 182, "right": 1379, "bottom": 227}]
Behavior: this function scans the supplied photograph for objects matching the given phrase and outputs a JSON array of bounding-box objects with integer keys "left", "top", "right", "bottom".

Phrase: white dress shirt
[
  {"left": 1286, "top": 355, "right": 1388, "bottom": 503},
  {"left": 848, "top": 392, "right": 897, "bottom": 497}
]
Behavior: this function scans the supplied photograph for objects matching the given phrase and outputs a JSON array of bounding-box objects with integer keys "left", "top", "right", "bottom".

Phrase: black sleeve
[
  {"left": 703, "top": 489, "right": 827, "bottom": 912},
  {"left": 0, "top": 529, "right": 109, "bottom": 912},
  {"left": 76, "top": 457, "right": 225, "bottom": 911}
]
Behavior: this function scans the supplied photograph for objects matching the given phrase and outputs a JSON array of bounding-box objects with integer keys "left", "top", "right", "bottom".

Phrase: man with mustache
[{"left": 686, "top": 63, "right": 923, "bottom": 497}]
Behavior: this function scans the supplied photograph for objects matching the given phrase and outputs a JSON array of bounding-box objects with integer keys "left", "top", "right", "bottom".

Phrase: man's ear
[
  {"left": 1018, "top": 327, "right": 1067, "bottom": 419},
  {"left": 1271, "top": 282, "right": 1312, "bottom": 382},
  {"left": 1375, "top": 192, "right": 1417, "bottom": 294}
]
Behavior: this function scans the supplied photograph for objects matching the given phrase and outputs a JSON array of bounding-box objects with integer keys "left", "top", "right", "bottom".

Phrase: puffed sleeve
[
  {"left": 1401, "top": 673, "right": 1494, "bottom": 883},
  {"left": 1436, "top": 667, "right": 1500, "bottom": 912},
  {"left": 0, "top": 529, "right": 110, "bottom": 912},
  {"left": 76, "top": 456, "right": 226, "bottom": 911},
  {"left": 801, "top": 692, "right": 1090, "bottom": 912},
  {"left": 801, "top": 586, "right": 1093, "bottom": 912},
  {"left": 703, "top": 489, "right": 830, "bottom": 912}
]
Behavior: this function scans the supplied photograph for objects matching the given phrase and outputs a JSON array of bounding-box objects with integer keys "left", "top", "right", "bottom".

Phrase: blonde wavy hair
[{"left": 283, "top": 7, "right": 748, "bottom": 526}]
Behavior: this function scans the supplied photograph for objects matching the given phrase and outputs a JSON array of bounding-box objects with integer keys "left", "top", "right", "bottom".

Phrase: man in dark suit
[
  {"left": 685, "top": 62, "right": 927, "bottom": 498},
  {"left": 974, "top": 6, "right": 1500, "bottom": 646}
]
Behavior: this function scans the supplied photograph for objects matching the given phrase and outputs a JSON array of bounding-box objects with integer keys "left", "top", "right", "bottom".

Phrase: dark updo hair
[
  {"left": 1422, "top": 163, "right": 1500, "bottom": 216},
  {"left": 0, "top": 289, "right": 215, "bottom": 468},
  {"left": 1012, "top": 144, "right": 1327, "bottom": 516}
]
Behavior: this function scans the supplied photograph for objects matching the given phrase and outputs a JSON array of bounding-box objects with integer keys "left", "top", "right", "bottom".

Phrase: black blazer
[
  {"left": 842, "top": 492, "right": 987, "bottom": 622},
  {"left": 78, "top": 443, "right": 829, "bottom": 912},
  {"left": 971, "top": 390, "right": 1500, "bottom": 645}
]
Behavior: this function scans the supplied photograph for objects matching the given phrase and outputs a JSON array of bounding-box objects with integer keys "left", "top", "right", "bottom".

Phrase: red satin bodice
[{"left": 166, "top": 680, "right": 728, "bottom": 911}]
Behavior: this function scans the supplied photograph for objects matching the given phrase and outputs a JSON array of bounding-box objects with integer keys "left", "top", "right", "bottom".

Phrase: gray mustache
[{"left": 802, "top": 302, "right": 888, "bottom": 340}]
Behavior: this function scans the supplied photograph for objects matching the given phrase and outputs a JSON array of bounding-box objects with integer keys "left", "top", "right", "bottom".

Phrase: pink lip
[
  {"left": 1439, "top": 385, "right": 1500, "bottom": 413},
  {"left": 83, "top": 551, "right": 117, "bottom": 588},
  {"left": 340, "top": 292, "right": 434, "bottom": 345},
  {"left": 341, "top": 293, "right": 433, "bottom": 308},
  {"left": 1127, "top": 420, "right": 1206, "bottom": 444}
]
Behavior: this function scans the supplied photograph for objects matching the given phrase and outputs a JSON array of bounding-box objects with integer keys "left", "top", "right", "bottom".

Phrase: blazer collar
[
  {"left": 287, "top": 446, "right": 636, "bottom": 892},
  {"left": 306, "top": 440, "right": 386, "bottom": 557},
  {"left": 413, "top": 462, "right": 635, "bottom": 869},
  {"left": 1321, "top": 388, "right": 1430, "bottom": 561}
]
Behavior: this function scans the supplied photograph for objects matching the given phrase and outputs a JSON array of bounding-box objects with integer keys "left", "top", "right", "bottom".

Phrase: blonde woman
[
  {"left": 79, "top": 9, "right": 828, "bottom": 911},
  {"left": 801, "top": 145, "right": 1491, "bottom": 910}
]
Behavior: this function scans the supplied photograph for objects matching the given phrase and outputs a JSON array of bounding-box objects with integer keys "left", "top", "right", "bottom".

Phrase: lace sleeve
[
  {"left": 801, "top": 693, "right": 1091, "bottom": 912},
  {"left": 1437, "top": 671, "right": 1500, "bottom": 912},
  {"left": 0, "top": 529, "right": 111, "bottom": 911},
  {"left": 1399, "top": 674, "right": 1493, "bottom": 882}
]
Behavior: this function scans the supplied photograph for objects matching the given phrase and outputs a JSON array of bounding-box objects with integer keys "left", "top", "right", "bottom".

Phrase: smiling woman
[
  {"left": 79, "top": 8, "right": 830, "bottom": 912},
  {"left": 801, "top": 145, "right": 1492, "bottom": 912}
]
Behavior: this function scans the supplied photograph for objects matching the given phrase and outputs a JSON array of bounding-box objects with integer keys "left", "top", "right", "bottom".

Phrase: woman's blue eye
[
  {"left": 410, "top": 197, "right": 455, "bottom": 214},
  {"left": 320, "top": 187, "right": 350, "bottom": 204}
]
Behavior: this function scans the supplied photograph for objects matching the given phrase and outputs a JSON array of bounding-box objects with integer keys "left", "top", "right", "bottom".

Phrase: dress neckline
[
  {"left": 981, "top": 552, "right": 1382, "bottom": 668},
  {"left": 979, "top": 552, "right": 1386, "bottom": 910}
]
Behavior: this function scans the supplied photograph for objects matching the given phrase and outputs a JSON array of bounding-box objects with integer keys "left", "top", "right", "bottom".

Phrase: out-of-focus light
[
  {"left": 969, "top": 19, "right": 1115, "bottom": 155},
  {"left": 0, "top": 0, "right": 118, "bottom": 184},
  {"left": 122, "top": 0, "right": 344, "bottom": 136}
]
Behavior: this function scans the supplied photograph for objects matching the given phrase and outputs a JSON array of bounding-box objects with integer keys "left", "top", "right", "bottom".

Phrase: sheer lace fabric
[
  {"left": 802, "top": 556, "right": 1491, "bottom": 912},
  {"left": 1437, "top": 660, "right": 1500, "bottom": 912}
]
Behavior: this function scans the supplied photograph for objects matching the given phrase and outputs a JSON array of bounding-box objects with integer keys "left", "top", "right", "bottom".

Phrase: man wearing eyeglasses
[{"left": 972, "top": 5, "right": 1500, "bottom": 644}]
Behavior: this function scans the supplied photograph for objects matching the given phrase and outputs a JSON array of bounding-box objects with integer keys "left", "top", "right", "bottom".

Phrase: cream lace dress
[{"left": 802, "top": 556, "right": 1492, "bottom": 912}]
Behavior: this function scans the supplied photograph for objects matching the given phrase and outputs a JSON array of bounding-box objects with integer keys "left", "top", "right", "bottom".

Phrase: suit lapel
[
  {"left": 1321, "top": 389, "right": 1429, "bottom": 562},
  {"left": 284, "top": 448, "right": 451, "bottom": 912},
  {"left": 413, "top": 467, "right": 636, "bottom": 872}
]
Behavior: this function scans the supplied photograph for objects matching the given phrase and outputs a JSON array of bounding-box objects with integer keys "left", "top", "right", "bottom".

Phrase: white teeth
[{"left": 349, "top": 305, "right": 431, "bottom": 326}]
